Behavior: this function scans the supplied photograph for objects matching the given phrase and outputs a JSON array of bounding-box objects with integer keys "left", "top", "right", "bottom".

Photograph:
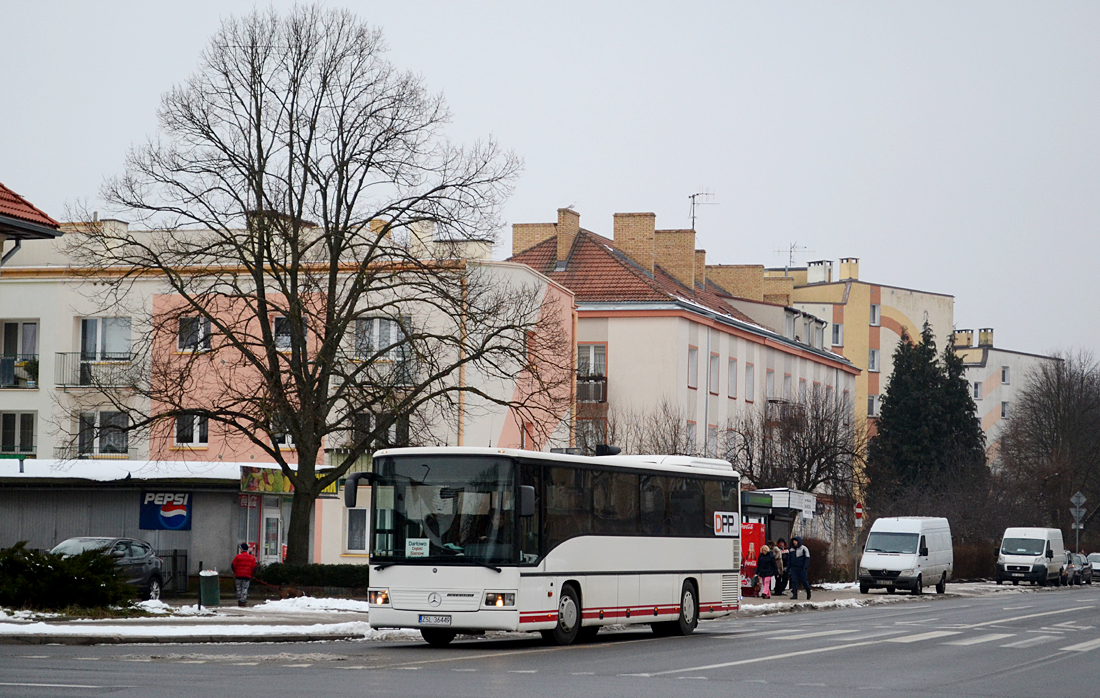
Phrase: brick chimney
[
  {"left": 839, "top": 257, "right": 860, "bottom": 281},
  {"left": 978, "top": 328, "right": 994, "bottom": 347},
  {"left": 613, "top": 212, "right": 656, "bottom": 274},
  {"left": 953, "top": 329, "right": 974, "bottom": 348},
  {"left": 512, "top": 222, "right": 557, "bottom": 256},
  {"left": 654, "top": 229, "right": 696, "bottom": 288},
  {"left": 694, "top": 250, "right": 706, "bottom": 288},
  {"left": 706, "top": 264, "right": 764, "bottom": 301},
  {"left": 762, "top": 276, "right": 794, "bottom": 306},
  {"left": 556, "top": 208, "right": 580, "bottom": 265}
]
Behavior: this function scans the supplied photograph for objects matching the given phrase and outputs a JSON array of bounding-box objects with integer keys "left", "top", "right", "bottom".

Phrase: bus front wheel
[
  {"left": 421, "top": 629, "right": 456, "bottom": 647},
  {"left": 544, "top": 585, "right": 581, "bottom": 646}
]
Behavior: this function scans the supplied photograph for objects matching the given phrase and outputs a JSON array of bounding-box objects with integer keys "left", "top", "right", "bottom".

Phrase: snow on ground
[
  {"left": 135, "top": 600, "right": 172, "bottom": 614},
  {"left": 250, "top": 597, "right": 371, "bottom": 614},
  {"left": 0, "top": 620, "right": 374, "bottom": 638},
  {"left": 819, "top": 582, "right": 859, "bottom": 591}
]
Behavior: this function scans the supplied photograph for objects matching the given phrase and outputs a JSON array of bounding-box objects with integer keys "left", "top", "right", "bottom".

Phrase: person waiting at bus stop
[
  {"left": 756, "top": 542, "right": 778, "bottom": 599},
  {"left": 788, "top": 536, "right": 811, "bottom": 600}
]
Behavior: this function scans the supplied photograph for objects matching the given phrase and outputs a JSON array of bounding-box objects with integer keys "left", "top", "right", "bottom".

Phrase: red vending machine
[{"left": 740, "top": 522, "right": 765, "bottom": 597}]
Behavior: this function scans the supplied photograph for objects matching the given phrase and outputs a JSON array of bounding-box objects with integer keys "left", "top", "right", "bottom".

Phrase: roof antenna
[
  {"left": 688, "top": 188, "right": 717, "bottom": 229},
  {"left": 773, "top": 242, "right": 813, "bottom": 277}
]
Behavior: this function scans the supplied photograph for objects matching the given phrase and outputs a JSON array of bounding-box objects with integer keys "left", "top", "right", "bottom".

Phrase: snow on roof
[{"left": 1, "top": 458, "right": 250, "bottom": 482}]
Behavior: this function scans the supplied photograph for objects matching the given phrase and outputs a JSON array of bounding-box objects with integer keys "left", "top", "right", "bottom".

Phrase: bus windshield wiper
[
  {"left": 465, "top": 558, "right": 502, "bottom": 573},
  {"left": 373, "top": 562, "right": 397, "bottom": 571}
]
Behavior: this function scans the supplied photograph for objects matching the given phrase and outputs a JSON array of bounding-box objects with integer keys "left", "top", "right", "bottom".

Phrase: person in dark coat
[
  {"left": 788, "top": 536, "right": 811, "bottom": 600},
  {"left": 756, "top": 542, "right": 779, "bottom": 599}
]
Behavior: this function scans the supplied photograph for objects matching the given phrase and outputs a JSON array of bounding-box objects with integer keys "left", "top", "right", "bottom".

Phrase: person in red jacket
[{"left": 231, "top": 543, "right": 259, "bottom": 607}]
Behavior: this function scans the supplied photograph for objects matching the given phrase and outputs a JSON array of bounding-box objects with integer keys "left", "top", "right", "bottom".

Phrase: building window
[
  {"left": 0, "top": 412, "right": 35, "bottom": 455},
  {"left": 81, "top": 317, "right": 131, "bottom": 360},
  {"left": 765, "top": 369, "right": 775, "bottom": 399},
  {"left": 2, "top": 320, "right": 37, "bottom": 357},
  {"left": 709, "top": 353, "right": 720, "bottom": 395},
  {"left": 78, "top": 411, "right": 128, "bottom": 456},
  {"left": 351, "top": 411, "right": 410, "bottom": 451},
  {"left": 745, "top": 364, "right": 755, "bottom": 402},
  {"left": 1001, "top": 401, "right": 1010, "bottom": 418},
  {"left": 785, "top": 314, "right": 795, "bottom": 339},
  {"left": 815, "top": 325, "right": 824, "bottom": 349},
  {"left": 355, "top": 317, "right": 409, "bottom": 359},
  {"left": 783, "top": 374, "right": 792, "bottom": 399},
  {"left": 727, "top": 358, "right": 737, "bottom": 399},
  {"left": 177, "top": 317, "right": 212, "bottom": 352},
  {"left": 868, "top": 349, "right": 880, "bottom": 372},
  {"left": 869, "top": 304, "right": 880, "bottom": 327},
  {"left": 831, "top": 323, "right": 843, "bottom": 347},
  {"left": 175, "top": 414, "right": 209, "bottom": 446},
  {"left": 799, "top": 378, "right": 807, "bottom": 398},
  {"left": 687, "top": 346, "right": 698, "bottom": 389},
  {"left": 973, "top": 382, "right": 982, "bottom": 400},
  {"left": 706, "top": 425, "right": 718, "bottom": 458},
  {"left": 686, "top": 421, "right": 697, "bottom": 450},
  {"left": 1002, "top": 366, "right": 1010, "bottom": 384},
  {"left": 868, "top": 395, "right": 880, "bottom": 417},
  {"left": 347, "top": 508, "right": 368, "bottom": 552},
  {"left": 577, "top": 344, "right": 607, "bottom": 377}
]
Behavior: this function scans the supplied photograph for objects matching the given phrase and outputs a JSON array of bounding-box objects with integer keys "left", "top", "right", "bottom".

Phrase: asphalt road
[{"left": 2, "top": 585, "right": 1098, "bottom": 698}]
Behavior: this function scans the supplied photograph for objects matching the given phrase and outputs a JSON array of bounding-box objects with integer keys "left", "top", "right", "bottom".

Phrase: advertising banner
[
  {"left": 740, "top": 522, "right": 765, "bottom": 596},
  {"left": 140, "top": 491, "right": 193, "bottom": 530},
  {"left": 240, "top": 466, "right": 338, "bottom": 495}
]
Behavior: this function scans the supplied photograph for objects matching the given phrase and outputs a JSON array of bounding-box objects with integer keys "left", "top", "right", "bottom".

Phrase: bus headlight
[
  {"left": 484, "top": 592, "right": 515, "bottom": 607},
  {"left": 369, "top": 589, "right": 390, "bottom": 605}
]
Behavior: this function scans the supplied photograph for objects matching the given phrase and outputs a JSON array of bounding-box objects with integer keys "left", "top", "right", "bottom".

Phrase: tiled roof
[
  {"left": 509, "top": 230, "right": 758, "bottom": 325},
  {"left": 0, "top": 182, "right": 60, "bottom": 229}
]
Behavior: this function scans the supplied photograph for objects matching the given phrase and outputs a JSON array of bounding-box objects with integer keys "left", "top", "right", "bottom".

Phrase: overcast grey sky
[{"left": 3, "top": 2, "right": 1098, "bottom": 355}]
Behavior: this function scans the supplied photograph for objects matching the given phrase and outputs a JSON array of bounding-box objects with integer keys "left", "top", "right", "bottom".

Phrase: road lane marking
[
  {"left": 642, "top": 640, "right": 881, "bottom": 677},
  {"left": 18, "top": 655, "right": 48, "bottom": 659},
  {"left": 887, "top": 631, "right": 962, "bottom": 643},
  {"left": 1061, "top": 638, "right": 1100, "bottom": 652},
  {"left": 959, "top": 606, "right": 1093, "bottom": 629},
  {"left": 0, "top": 683, "right": 111, "bottom": 689},
  {"left": 452, "top": 669, "right": 477, "bottom": 672},
  {"left": 178, "top": 660, "right": 206, "bottom": 664},
  {"left": 508, "top": 670, "right": 538, "bottom": 673},
  {"left": 798, "top": 683, "right": 828, "bottom": 687},
  {"left": 284, "top": 664, "right": 312, "bottom": 667},
  {"left": 232, "top": 662, "right": 259, "bottom": 666},
  {"left": 1002, "top": 606, "right": 1033, "bottom": 610},
  {"left": 75, "top": 657, "right": 100, "bottom": 661},
  {"left": 770, "top": 629, "right": 860, "bottom": 640},
  {"left": 944, "top": 633, "right": 1015, "bottom": 646},
  {"left": 571, "top": 672, "right": 595, "bottom": 675},
  {"left": 1001, "top": 635, "right": 1060, "bottom": 648}
]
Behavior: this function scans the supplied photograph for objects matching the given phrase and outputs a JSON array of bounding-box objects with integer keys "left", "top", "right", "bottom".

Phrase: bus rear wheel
[
  {"left": 544, "top": 585, "right": 581, "bottom": 646},
  {"left": 421, "top": 629, "right": 456, "bottom": 647}
]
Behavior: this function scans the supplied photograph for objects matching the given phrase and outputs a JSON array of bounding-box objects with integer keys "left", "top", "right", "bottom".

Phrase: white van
[
  {"left": 858, "top": 517, "right": 953, "bottom": 595},
  {"left": 996, "top": 527, "right": 1065, "bottom": 586}
]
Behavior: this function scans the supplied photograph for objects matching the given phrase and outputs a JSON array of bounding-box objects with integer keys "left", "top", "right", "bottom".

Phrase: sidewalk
[{"left": 0, "top": 582, "right": 1031, "bottom": 645}]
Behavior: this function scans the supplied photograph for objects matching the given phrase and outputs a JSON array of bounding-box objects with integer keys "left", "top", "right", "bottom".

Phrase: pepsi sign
[{"left": 139, "top": 492, "right": 193, "bottom": 530}]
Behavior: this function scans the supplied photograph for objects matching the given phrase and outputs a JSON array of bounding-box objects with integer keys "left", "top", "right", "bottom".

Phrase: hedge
[
  {"left": 0, "top": 542, "right": 135, "bottom": 609},
  {"left": 256, "top": 563, "right": 369, "bottom": 588}
]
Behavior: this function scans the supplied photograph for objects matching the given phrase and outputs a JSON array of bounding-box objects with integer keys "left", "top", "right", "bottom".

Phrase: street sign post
[
  {"left": 855, "top": 502, "right": 863, "bottom": 529},
  {"left": 1071, "top": 492, "right": 1087, "bottom": 552}
]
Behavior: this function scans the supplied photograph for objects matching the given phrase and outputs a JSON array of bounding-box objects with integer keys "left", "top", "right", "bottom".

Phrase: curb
[{"left": 0, "top": 633, "right": 363, "bottom": 646}]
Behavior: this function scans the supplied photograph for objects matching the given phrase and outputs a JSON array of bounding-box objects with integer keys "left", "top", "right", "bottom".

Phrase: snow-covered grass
[
  {"left": 250, "top": 597, "right": 371, "bottom": 614},
  {"left": 0, "top": 620, "right": 374, "bottom": 638}
]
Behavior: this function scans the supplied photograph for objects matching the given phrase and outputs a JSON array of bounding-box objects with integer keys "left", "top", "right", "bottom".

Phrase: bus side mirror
[
  {"left": 519, "top": 485, "right": 536, "bottom": 517},
  {"left": 344, "top": 472, "right": 373, "bottom": 508}
]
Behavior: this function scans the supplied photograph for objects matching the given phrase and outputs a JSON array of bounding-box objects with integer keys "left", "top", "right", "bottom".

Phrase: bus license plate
[{"left": 419, "top": 614, "right": 451, "bottom": 626}]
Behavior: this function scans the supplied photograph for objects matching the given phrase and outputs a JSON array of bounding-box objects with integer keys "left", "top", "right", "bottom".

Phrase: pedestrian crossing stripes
[
  {"left": 887, "top": 631, "right": 962, "bottom": 643},
  {"left": 944, "top": 633, "right": 1015, "bottom": 646}
]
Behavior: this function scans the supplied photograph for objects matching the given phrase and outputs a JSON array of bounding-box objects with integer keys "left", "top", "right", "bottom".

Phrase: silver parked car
[
  {"left": 50, "top": 537, "right": 165, "bottom": 600},
  {"left": 1089, "top": 553, "right": 1100, "bottom": 582}
]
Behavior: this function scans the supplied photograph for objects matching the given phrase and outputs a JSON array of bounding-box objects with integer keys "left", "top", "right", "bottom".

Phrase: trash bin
[{"left": 199, "top": 569, "right": 220, "bottom": 606}]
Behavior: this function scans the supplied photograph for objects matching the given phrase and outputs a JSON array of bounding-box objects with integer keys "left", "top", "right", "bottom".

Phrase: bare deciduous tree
[{"left": 60, "top": 6, "right": 573, "bottom": 563}]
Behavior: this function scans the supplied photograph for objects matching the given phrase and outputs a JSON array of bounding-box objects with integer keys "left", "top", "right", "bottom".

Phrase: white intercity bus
[{"left": 344, "top": 447, "right": 741, "bottom": 646}]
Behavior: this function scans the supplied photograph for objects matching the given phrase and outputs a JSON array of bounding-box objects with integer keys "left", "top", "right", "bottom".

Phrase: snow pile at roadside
[
  {"left": 0, "top": 620, "right": 374, "bottom": 638},
  {"left": 819, "top": 582, "right": 859, "bottom": 591},
  {"left": 251, "top": 597, "right": 371, "bottom": 614},
  {"left": 135, "top": 600, "right": 173, "bottom": 614},
  {"left": 740, "top": 596, "right": 904, "bottom": 616},
  {"left": 174, "top": 604, "right": 217, "bottom": 616}
]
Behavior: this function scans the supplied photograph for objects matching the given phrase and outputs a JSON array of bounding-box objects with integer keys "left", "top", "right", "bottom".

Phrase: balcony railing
[
  {"left": 54, "top": 444, "right": 132, "bottom": 460},
  {"left": 55, "top": 352, "right": 137, "bottom": 388},
  {"left": 0, "top": 354, "right": 39, "bottom": 389},
  {"left": 577, "top": 375, "right": 607, "bottom": 403}
]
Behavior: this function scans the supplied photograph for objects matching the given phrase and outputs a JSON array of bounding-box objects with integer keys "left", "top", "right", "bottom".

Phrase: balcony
[
  {"left": 53, "top": 444, "right": 132, "bottom": 460},
  {"left": 55, "top": 352, "right": 138, "bottom": 388},
  {"left": 577, "top": 375, "right": 607, "bottom": 403},
  {"left": 0, "top": 354, "right": 39, "bottom": 389}
]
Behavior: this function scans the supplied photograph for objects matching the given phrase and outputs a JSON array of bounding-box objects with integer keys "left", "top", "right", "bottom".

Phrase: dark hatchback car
[{"left": 50, "top": 537, "right": 165, "bottom": 600}]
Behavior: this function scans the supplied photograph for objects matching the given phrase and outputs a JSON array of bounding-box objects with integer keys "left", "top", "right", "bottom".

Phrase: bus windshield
[{"left": 371, "top": 455, "right": 515, "bottom": 565}]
